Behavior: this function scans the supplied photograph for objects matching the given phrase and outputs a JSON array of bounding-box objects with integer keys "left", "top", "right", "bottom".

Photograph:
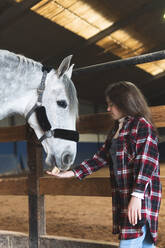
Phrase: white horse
[{"left": 0, "top": 49, "right": 79, "bottom": 173}]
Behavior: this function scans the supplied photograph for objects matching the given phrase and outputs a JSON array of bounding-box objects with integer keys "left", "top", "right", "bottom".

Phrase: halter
[{"left": 25, "top": 66, "right": 79, "bottom": 143}]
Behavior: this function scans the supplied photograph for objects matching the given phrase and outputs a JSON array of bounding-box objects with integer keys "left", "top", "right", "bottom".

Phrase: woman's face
[{"left": 106, "top": 97, "right": 124, "bottom": 120}]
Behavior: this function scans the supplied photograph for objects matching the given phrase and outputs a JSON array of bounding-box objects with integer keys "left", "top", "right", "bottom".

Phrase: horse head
[{"left": 26, "top": 56, "right": 79, "bottom": 173}]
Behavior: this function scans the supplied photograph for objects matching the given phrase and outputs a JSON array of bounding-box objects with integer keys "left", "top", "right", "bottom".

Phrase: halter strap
[
  {"left": 39, "top": 129, "right": 79, "bottom": 143},
  {"left": 25, "top": 66, "right": 52, "bottom": 122}
]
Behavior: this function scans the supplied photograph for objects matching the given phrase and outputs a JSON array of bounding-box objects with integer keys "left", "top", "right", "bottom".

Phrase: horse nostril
[
  {"left": 61, "top": 152, "right": 73, "bottom": 169},
  {"left": 63, "top": 153, "right": 72, "bottom": 164}
]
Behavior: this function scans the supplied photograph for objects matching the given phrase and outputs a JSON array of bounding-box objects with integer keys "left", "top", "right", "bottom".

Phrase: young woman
[{"left": 47, "top": 81, "right": 162, "bottom": 248}]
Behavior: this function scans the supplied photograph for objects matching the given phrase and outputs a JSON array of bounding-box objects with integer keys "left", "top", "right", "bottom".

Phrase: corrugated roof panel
[
  {"left": 97, "top": 29, "right": 164, "bottom": 76},
  {"left": 111, "top": 30, "right": 146, "bottom": 55},
  {"left": 31, "top": 1, "right": 63, "bottom": 17},
  {"left": 14, "top": 0, "right": 24, "bottom": 2},
  {"left": 52, "top": 9, "right": 99, "bottom": 38},
  {"left": 55, "top": 0, "right": 77, "bottom": 8},
  {"left": 154, "top": 60, "right": 165, "bottom": 71},
  {"left": 97, "top": 35, "right": 141, "bottom": 58},
  {"left": 96, "top": 36, "right": 115, "bottom": 51},
  {"left": 31, "top": 0, "right": 49, "bottom": 11},
  {"left": 31, "top": 0, "right": 113, "bottom": 39},
  {"left": 68, "top": 1, "right": 113, "bottom": 30},
  {"left": 137, "top": 63, "right": 164, "bottom": 76},
  {"left": 30, "top": 0, "right": 165, "bottom": 76}
]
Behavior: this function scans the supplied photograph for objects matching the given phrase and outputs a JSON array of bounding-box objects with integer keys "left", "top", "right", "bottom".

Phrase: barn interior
[{"left": 0, "top": 0, "right": 165, "bottom": 173}]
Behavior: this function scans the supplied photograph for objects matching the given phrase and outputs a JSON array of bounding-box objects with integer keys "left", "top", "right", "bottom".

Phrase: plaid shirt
[{"left": 73, "top": 116, "right": 161, "bottom": 244}]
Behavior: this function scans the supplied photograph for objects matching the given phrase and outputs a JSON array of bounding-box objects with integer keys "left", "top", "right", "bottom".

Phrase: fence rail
[
  {"left": 0, "top": 176, "right": 165, "bottom": 197},
  {"left": 0, "top": 105, "right": 164, "bottom": 143}
]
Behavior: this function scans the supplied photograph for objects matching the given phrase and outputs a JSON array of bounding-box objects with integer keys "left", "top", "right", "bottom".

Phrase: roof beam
[
  {"left": 0, "top": 0, "right": 41, "bottom": 32},
  {"left": 44, "top": 0, "right": 165, "bottom": 65},
  {"left": 86, "top": 0, "right": 165, "bottom": 46}
]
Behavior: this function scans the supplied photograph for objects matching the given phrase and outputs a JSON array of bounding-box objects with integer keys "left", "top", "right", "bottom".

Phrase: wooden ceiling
[{"left": 1, "top": 0, "right": 165, "bottom": 107}]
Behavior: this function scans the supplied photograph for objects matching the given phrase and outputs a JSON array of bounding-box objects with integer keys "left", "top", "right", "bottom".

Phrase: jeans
[{"left": 119, "top": 224, "right": 155, "bottom": 248}]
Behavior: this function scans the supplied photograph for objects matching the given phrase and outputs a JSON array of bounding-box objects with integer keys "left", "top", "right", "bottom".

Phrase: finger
[
  {"left": 138, "top": 209, "right": 141, "bottom": 220},
  {"left": 46, "top": 170, "right": 59, "bottom": 176},
  {"left": 131, "top": 210, "right": 134, "bottom": 225},
  {"left": 46, "top": 171, "right": 52, "bottom": 175},
  {"left": 128, "top": 209, "right": 132, "bottom": 224},
  {"left": 133, "top": 210, "right": 137, "bottom": 225}
]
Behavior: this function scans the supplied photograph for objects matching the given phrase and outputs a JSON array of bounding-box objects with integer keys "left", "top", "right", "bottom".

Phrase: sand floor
[{"left": 0, "top": 165, "right": 165, "bottom": 247}]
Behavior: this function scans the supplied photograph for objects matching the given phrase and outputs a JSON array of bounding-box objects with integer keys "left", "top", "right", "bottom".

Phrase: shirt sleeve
[
  {"left": 132, "top": 120, "right": 159, "bottom": 197},
  {"left": 131, "top": 192, "right": 144, "bottom": 199},
  {"left": 73, "top": 141, "right": 109, "bottom": 180}
]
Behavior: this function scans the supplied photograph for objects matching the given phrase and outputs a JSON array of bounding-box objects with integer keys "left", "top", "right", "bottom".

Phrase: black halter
[{"left": 25, "top": 66, "right": 79, "bottom": 143}]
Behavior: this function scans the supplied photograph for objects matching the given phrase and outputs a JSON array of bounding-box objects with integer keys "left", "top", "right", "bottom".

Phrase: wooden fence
[{"left": 0, "top": 105, "right": 165, "bottom": 248}]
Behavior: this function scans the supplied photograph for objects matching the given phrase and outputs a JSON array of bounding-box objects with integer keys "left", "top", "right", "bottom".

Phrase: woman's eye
[{"left": 57, "top": 100, "right": 67, "bottom": 108}]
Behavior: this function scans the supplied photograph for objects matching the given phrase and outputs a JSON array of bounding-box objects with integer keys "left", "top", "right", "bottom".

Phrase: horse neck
[{"left": 0, "top": 50, "right": 43, "bottom": 119}]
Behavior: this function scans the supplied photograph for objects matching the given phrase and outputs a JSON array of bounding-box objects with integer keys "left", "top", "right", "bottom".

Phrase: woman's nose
[{"left": 107, "top": 106, "right": 111, "bottom": 112}]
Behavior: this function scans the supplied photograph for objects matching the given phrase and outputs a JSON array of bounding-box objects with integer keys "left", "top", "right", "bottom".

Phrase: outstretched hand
[{"left": 46, "top": 170, "right": 75, "bottom": 178}]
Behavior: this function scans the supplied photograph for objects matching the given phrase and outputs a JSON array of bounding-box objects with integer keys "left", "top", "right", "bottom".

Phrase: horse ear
[
  {"left": 65, "top": 64, "right": 74, "bottom": 79},
  {"left": 57, "top": 55, "right": 73, "bottom": 78}
]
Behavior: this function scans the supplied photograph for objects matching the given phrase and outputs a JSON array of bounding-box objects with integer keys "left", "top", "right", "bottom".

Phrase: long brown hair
[{"left": 105, "top": 81, "right": 158, "bottom": 134}]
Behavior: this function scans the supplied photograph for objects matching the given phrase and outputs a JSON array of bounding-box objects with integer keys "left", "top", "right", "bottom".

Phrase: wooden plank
[
  {"left": 0, "top": 177, "right": 28, "bottom": 195},
  {"left": 0, "top": 231, "right": 118, "bottom": 248},
  {"left": 0, "top": 176, "right": 164, "bottom": 198},
  {"left": 77, "top": 105, "right": 165, "bottom": 133},
  {"left": 39, "top": 177, "right": 112, "bottom": 197},
  {"left": 0, "top": 125, "right": 27, "bottom": 142},
  {"left": 0, "top": 105, "right": 164, "bottom": 143},
  {"left": 40, "top": 235, "right": 118, "bottom": 248},
  {"left": 150, "top": 105, "right": 165, "bottom": 127},
  {"left": 0, "top": 231, "right": 28, "bottom": 248},
  {"left": 0, "top": 177, "right": 112, "bottom": 196},
  {"left": 77, "top": 112, "right": 113, "bottom": 134}
]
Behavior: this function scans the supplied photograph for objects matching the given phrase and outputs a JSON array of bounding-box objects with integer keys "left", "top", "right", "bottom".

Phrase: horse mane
[{"left": 0, "top": 49, "right": 41, "bottom": 75}]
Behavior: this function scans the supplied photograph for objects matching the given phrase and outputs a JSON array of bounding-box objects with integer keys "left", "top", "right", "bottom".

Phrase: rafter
[
  {"left": 0, "top": 0, "right": 41, "bottom": 32},
  {"left": 43, "top": 0, "right": 165, "bottom": 65}
]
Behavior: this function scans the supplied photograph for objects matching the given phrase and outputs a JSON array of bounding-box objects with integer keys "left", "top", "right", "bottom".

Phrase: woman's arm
[
  {"left": 132, "top": 120, "right": 159, "bottom": 196},
  {"left": 72, "top": 141, "right": 109, "bottom": 180},
  {"left": 47, "top": 140, "right": 109, "bottom": 179}
]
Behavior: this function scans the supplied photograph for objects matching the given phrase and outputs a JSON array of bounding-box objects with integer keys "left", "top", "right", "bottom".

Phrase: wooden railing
[{"left": 0, "top": 105, "right": 165, "bottom": 248}]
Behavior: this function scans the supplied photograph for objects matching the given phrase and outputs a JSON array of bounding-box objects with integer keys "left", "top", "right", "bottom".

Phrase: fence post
[{"left": 27, "top": 126, "right": 46, "bottom": 248}]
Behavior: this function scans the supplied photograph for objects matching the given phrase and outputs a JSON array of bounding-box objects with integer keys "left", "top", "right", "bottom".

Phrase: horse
[{"left": 0, "top": 49, "right": 79, "bottom": 173}]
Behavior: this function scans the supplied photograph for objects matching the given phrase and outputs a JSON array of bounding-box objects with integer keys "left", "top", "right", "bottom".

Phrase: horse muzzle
[{"left": 47, "top": 151, "right": 75, "bottom": 172}]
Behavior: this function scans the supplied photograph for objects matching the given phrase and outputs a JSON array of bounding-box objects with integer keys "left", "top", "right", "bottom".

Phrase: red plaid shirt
[{"left": 73, "top": 116, "right": 161, "bottom": 244}]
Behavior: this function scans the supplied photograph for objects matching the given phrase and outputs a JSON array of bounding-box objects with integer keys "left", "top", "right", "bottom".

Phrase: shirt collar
[{"left": 118, "top": 116, "right": 126, "bottom": 123}]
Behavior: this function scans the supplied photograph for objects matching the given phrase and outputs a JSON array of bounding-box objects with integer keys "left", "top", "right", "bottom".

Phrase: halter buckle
[
  {"left": 45, "top": 130, "right": 53, "bottom": 138},
  {"left": 37, "top": 88, "right": 44, "bottom": 94}
]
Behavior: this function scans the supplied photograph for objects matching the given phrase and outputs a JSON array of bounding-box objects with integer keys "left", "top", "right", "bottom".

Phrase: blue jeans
[{"left": 119, "top": 224, "right": 155, "bottom": 248}]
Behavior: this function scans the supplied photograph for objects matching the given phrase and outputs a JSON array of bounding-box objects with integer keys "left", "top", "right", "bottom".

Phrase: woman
[{"left": 47, "top": 81, "right": 161, "bottom": 248}]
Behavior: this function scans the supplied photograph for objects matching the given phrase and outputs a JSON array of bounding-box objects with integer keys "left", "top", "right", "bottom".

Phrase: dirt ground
[{"left": 0, "top": 165, "right": 165, "bottom": 247}]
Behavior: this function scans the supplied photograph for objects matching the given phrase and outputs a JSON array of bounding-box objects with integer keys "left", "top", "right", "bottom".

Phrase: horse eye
[{"left": 57, "top": 100, "right": 67, "bottom": 108}]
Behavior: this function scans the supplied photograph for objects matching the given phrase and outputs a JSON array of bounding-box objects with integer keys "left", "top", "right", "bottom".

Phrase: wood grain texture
[
  {"left": 0, "top": 176, "right": 164, "bottom": 198},
  {"left": 0, "top": 105, "right": 164, "bottom": 142}
]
